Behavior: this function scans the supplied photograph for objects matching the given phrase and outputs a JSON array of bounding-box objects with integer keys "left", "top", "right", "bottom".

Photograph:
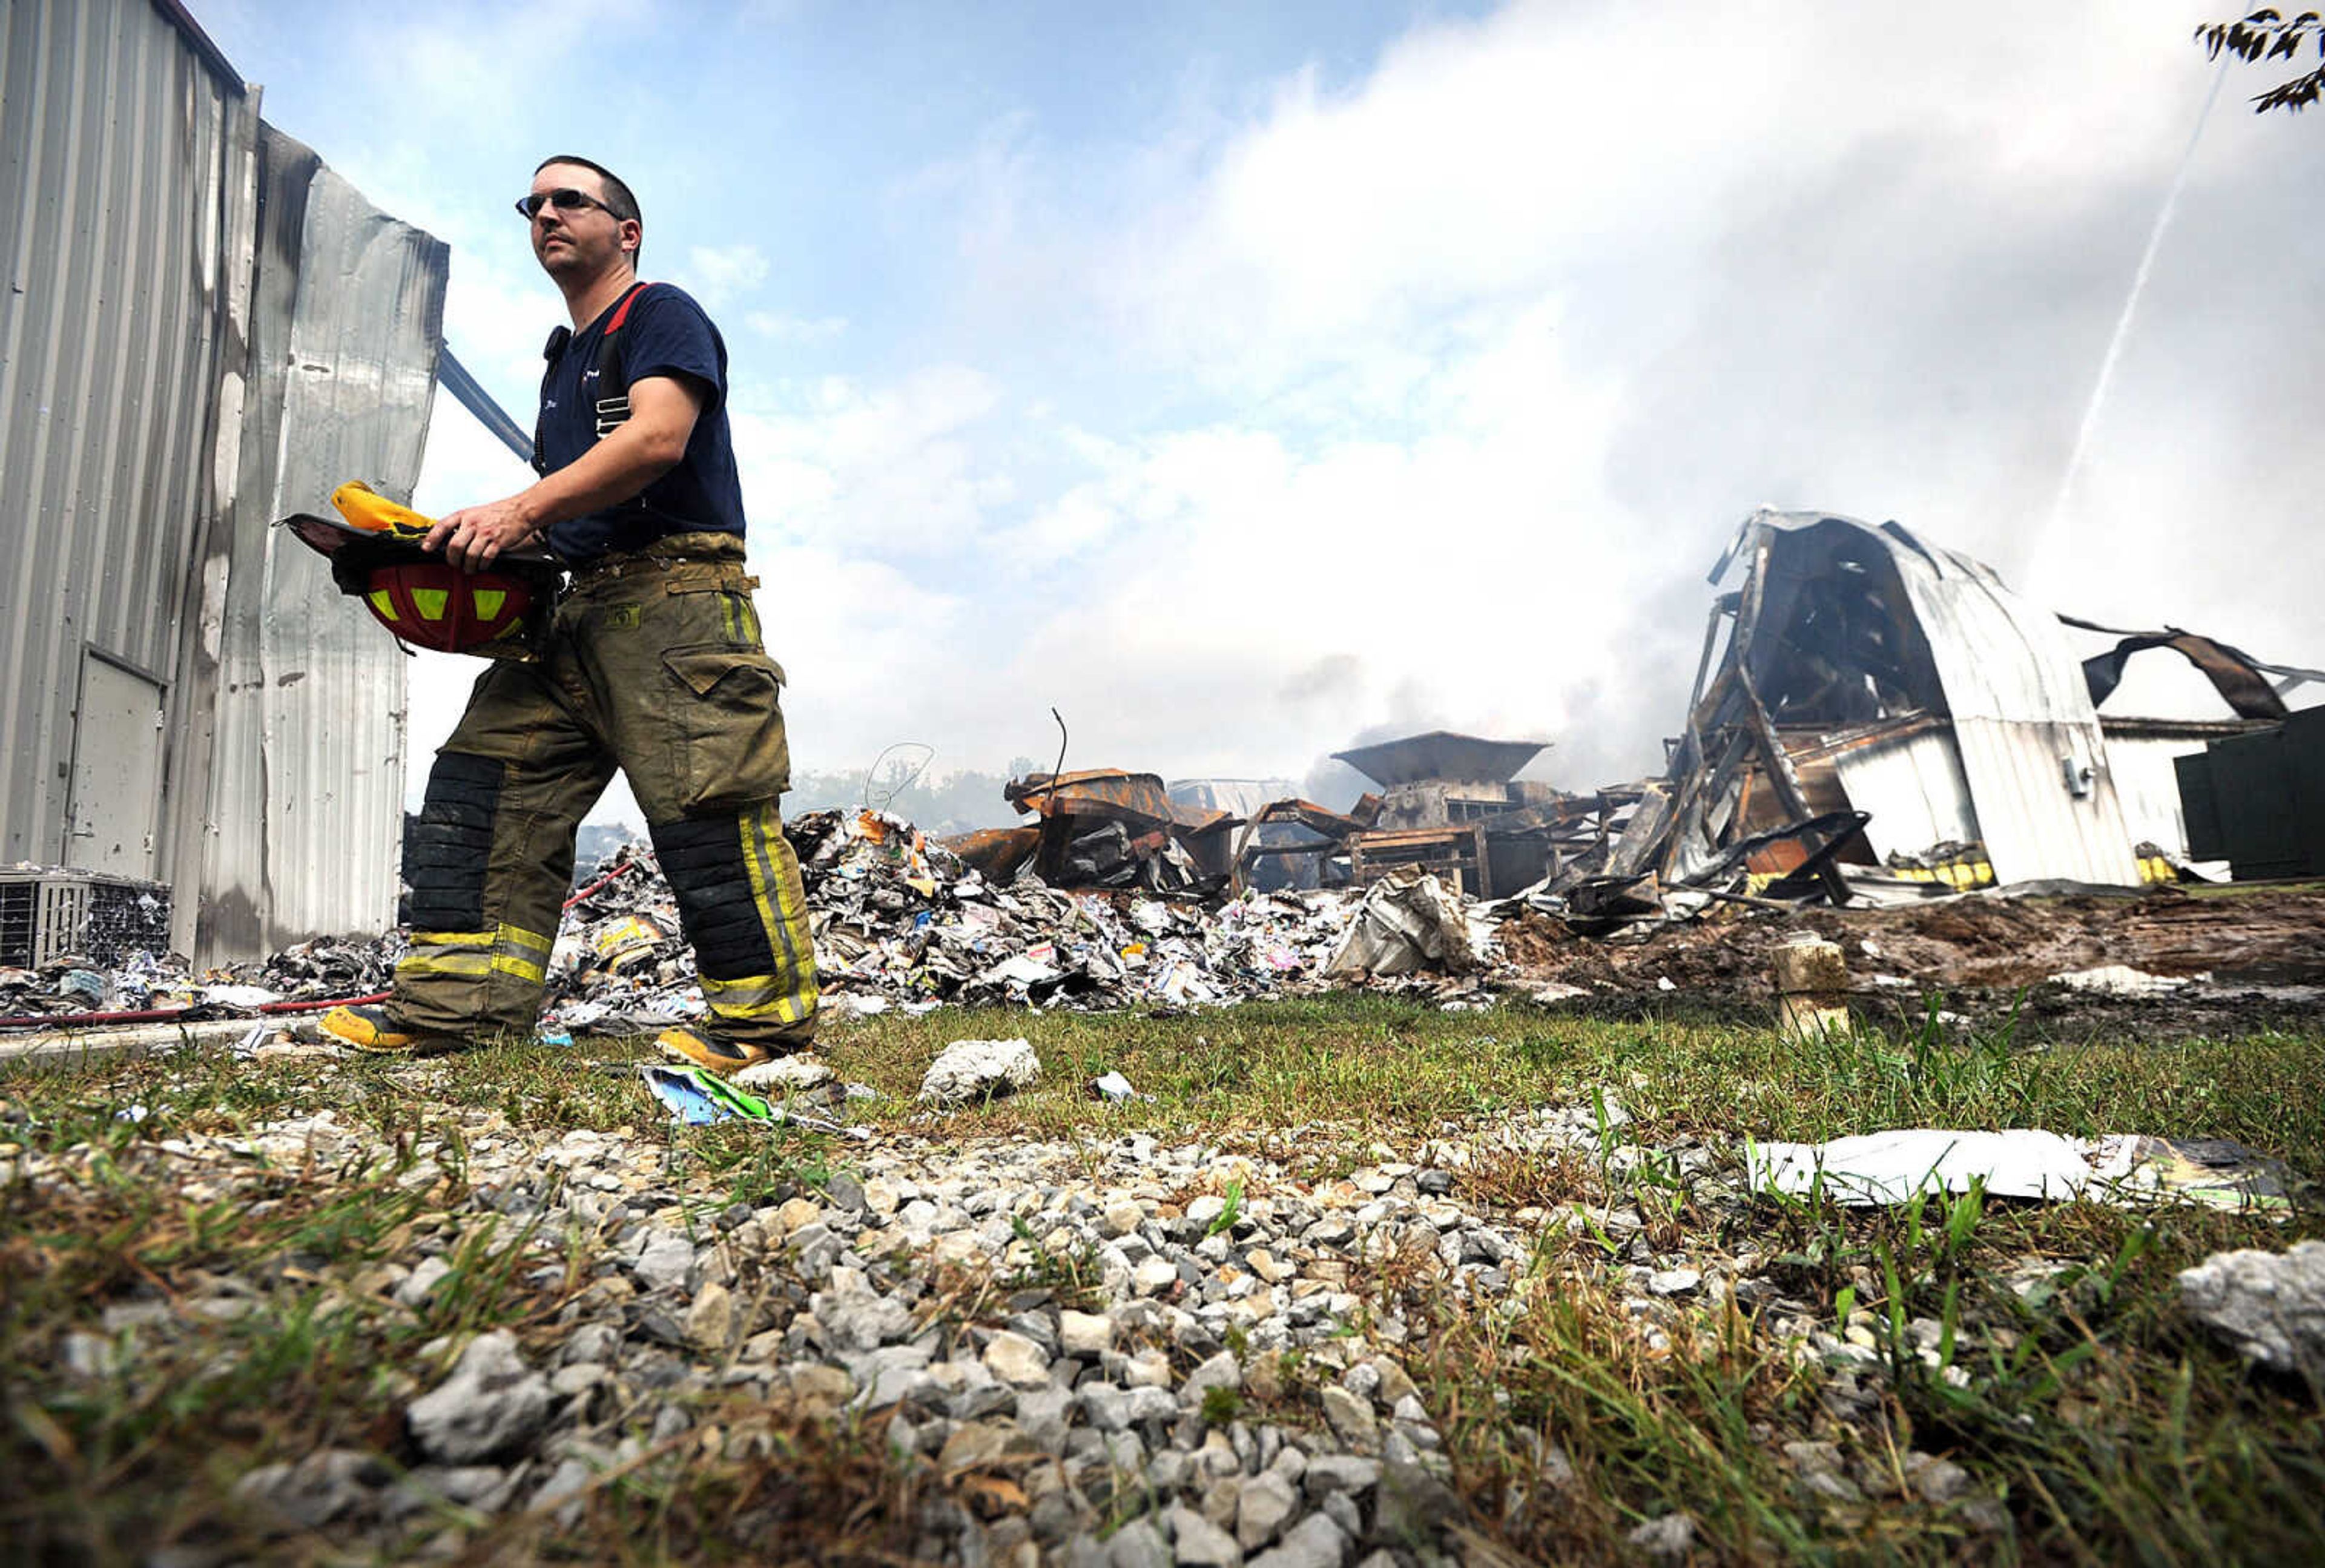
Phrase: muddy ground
[{"left": 1495, "top": 883, "right": 2325, "bottom": 1038}]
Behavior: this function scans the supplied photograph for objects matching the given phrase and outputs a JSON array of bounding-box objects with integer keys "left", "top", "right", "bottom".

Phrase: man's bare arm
[{"left": 429, "top": 374, "right": 709, "bottom": 570}]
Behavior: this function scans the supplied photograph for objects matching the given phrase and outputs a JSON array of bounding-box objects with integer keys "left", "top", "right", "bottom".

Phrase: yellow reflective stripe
[
  {"left": 412, "top": 587, "right": 450, "bottom": 621},
  {"left": 473, "top": 588, "right": 507, "bottom": 620},
  {"left": 399, "top": 924, "right": 552, "bottom": 986},
  {"left": 369, "top": 588, "right": 397, "bottom": 619},
  {"left": 758, "top": 802, "right": 817, "bottom": 1015},
  {"left": 409, "top": 924, "right": 552, "bottom": 952},
  {"left": 733, "top": 801, "right": 816, "bottom": 1026},
  {"left": 495, "top": 923, "right": 555, "bottom": 956},
  {"left": 398, "top": 951, "right": 492, "bottom": 978},
  {"left": 397, "top": 952, "right": 545, "bottom": 983},
  {"left": 701, "top": 972, "right": 809, "bottom": 1018}
]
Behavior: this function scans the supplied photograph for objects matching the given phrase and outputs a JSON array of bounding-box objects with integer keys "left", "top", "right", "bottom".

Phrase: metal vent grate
[{"left": 0, "top": 872, "right": 170, "bottom": 967}]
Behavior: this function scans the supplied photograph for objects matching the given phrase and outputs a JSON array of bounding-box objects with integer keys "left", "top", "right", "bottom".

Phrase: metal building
[{"left": 1, "top": 0, "right": 446, "bottom": 960}]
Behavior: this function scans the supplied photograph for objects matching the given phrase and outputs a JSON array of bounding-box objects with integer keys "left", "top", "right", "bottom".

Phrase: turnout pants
[{"left": 392, "top": 533, "right": 817, "bottom": 1046}]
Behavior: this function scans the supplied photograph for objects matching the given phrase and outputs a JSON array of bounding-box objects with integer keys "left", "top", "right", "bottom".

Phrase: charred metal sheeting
[
  {"left": 1229, "top": 799, "right": 1368, "bottom": 894},
  {"left": 1349, "top": 823, "right": 1493, "bottom": 898},
  {"left": 1333, "top": 732, "right": 1548, "bottom": 790},
  {"left": 1002, "top": 770, "right": 1242, "bottom": 890},
  {"left": 1007, "top": 770, "right": 1232, "bottom": 833},
  {"left": 1717, "top": 509, "right": 2146, "bottom": 888},
  {"left": 1328, "top": 731, "right": 1566, "bottom": 897},
  {"left": 1577, "top": 507, "right": 2225, "bottom": 920},
  {"left": 1247, "top": 799, "right": 1373, "bottom": 839},
  {"left": 2061, "top": 615, "right": 2323, "bottom": 722},
  {"left": 945, "top": 825, "right": 1044, "bottom": 881},
  {"left": 1563, "top": 810, "right": 1867, "bottom": 929}
]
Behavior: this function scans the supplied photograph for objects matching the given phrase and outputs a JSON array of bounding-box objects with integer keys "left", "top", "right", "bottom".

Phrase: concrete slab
[{"left": 0, "top": 1019, "right": 263, "bottom": 1076}]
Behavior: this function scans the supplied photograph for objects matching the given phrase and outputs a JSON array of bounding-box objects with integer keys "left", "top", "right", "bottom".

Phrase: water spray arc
[{"left": 2038, "top": 65, "right": 2227, "bottom": 570}]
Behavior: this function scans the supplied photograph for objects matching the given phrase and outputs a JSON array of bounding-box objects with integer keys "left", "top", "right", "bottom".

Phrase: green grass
[
  {"left": 800, "top": 993, "right": 2325, "bottom": 1189},
  {"left": 1, "top": 993, "right": 2319, "bottom": 1564}
]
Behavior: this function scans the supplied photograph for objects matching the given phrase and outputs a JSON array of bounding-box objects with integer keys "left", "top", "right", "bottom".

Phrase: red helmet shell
[{"left": 361, "top": 562, "right": 536, "bottom": 653}]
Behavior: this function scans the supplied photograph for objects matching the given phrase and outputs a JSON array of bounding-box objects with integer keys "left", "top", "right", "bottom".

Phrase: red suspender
[{"left": 605, "top": 280, "right": 654, "bottom": 335}]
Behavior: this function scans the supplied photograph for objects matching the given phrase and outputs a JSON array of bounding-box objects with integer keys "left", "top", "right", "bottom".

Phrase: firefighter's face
[{"left": 528, "top": 165, "right": 638, "bottom": 279}]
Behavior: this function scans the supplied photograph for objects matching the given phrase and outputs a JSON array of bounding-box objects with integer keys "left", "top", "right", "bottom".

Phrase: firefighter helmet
[
  {"left": 279, "top": 483, "right": 561, "bottom": 660},
  {"left": 356, "top": 560, "right": 545, "bottom": 654}
]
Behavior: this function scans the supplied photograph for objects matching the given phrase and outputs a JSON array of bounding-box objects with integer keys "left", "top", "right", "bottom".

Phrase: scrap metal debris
[
  {"left": 964, "top": 769, "right": 1242, "bottom": 892},
  {"left": 1325, "top": 869, "right": 1482, "bottom": 978}
]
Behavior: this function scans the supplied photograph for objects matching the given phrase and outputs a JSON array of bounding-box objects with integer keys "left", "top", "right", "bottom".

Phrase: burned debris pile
[{"left": 514, "top": 809, "right": 1407, "bottom": 1033}]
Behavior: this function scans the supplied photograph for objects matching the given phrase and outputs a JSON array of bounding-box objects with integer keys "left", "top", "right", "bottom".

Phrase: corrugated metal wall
[
  {"left": 1827, "top": 726, "right": 1981, "bottom": 861},
  {"left": 0, "top": 0, "right": 257, "bottom": 872},
  {"left": 188, "top": 127, "right": 443, "bottom": 958},
  {"left": 3, "top": 1, "right": 447, "bottom": 961},
  {"left": 1888, "top": 542, "right": 2143, "bottom": 886}
]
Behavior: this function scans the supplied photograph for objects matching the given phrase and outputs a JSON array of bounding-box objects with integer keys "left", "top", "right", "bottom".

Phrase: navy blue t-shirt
[{"left": 536, "top": 282, "right": 748, "bottom": 563}]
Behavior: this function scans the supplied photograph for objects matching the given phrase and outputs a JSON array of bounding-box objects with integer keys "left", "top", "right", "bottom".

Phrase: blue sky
[{"left": 198, "top": 1, "right": 2325, "bottom": 824}]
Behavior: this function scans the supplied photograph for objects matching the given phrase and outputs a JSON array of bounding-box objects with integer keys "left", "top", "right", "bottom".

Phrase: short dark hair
[{"left": 534, "top": 154, "right": 642, "bottom": 260}]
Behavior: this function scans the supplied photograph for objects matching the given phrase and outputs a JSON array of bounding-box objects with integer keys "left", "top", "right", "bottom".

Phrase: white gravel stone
[
  {"left": 1181, "top": 1349, "right": 1242, "bottom": 1405},
  {"left": 983, "top": 1329, "right": 1054, "bottom": 1387},
  {"left": 1236, "top": 1469, "right": 1300, "bottom": 1549},
  {"left": 1247, "top": 1511, "right": 1350, "bottom": 1568},
  {"left": 1060, "top": 1309, "right": 1114, "bottom": 1357},
  {"left": 1320, "top": 1385, "right": 1379, "bottom": 1449},
  {"left": 1081, "top": 1384, "right": 1135, "bottom": 1432},
  {"left": 1649, "top": 1268, "right": 1703, "bottom": 1297},
  {"left": 1103, "top": 1518, "right": 1172, "bottom": 1568},
  {"left": 918, "top": 1038, "right": 1041, "bottom": 1105},
  {"left": 685, "top": 1280, "right": 734, "bottom": 1351},
  {"left": 1628, "top": 1511, "right": 1696, "bottom": 1561},
  {"left": 2178, "top": 1241, "right": 2325, "bottom": 1384},
  {"left": 393, "top": 1256, "right": 452, "bottom": 1308},
  {"left": 632, "top": 1229, "right": 694, "bottom": 1293},
  {"left": 1168, "top": 1503, "right": 1246, "bottom": 1566},
  {"left": 407, "top": 1332, "right": 552, "bottom": 1465},
  {"left": 1303, "top": 1454, "right": 1380, "bottom": 1497}
]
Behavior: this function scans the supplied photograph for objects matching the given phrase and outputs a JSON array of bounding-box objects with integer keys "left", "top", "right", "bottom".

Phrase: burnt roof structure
[{"left": 1332, "top": 731, "right": 1549, "bottom": 789}]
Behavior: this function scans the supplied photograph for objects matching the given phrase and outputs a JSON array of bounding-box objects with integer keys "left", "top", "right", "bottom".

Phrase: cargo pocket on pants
[{"left": 661, "top": 644, "right": 791, "bottom": 811}]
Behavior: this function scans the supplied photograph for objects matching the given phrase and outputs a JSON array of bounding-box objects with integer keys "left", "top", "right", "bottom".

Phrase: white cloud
[
  {"left": 687, "top": 242, "right": 772, "bottom": 305},
  {"left": 1080, "top": 1, "right": 2203, "bottom": 397},
  {"left": 730, "top": 366, "right": 1012, "bottom": 559},
  {"left": 746, "top": 312, "right": 849, "bottom": 343}
]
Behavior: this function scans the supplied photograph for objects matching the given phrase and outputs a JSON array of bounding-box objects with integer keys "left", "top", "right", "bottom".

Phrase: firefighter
[{"left": 322, "top": 156, "right": 816, "bottom": 1075}]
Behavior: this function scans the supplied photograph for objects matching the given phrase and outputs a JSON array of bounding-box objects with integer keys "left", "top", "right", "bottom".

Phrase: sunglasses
[{"left": 515, "top": 188, "right": 621, "bottom": 220}]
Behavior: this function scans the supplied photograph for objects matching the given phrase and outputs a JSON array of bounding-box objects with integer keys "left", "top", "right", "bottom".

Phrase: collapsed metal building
[
  {"left": 1563, "top": 509, "right": 2317, "bottom": 917},
  {"left": 1, "top": 0, "right": 447, "bottom": 961}
]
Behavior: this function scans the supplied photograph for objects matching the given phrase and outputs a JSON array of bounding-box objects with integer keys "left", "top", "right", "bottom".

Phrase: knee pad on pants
[
  {"left": 406, "top": 751, "right": 503, "bottom": 930},
  {"left": 651, "top": 810, "right": 779, "bottom": 981}
]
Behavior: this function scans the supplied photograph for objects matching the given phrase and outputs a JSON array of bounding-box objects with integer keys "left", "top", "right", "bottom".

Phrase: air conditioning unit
[{"left": 0, "top": 871, "right": 173, "bottom": 968}]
